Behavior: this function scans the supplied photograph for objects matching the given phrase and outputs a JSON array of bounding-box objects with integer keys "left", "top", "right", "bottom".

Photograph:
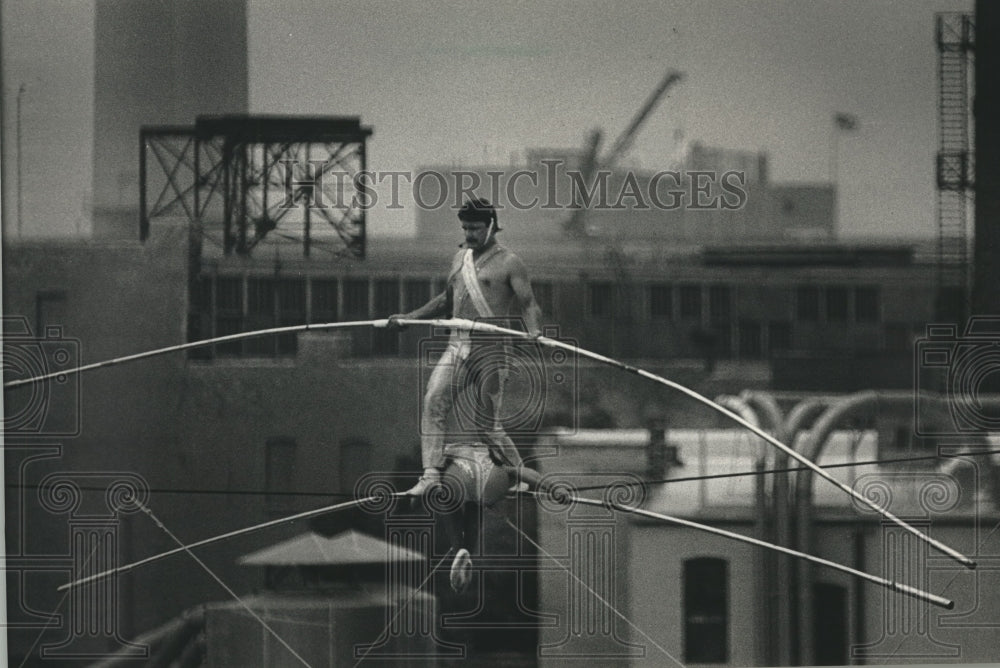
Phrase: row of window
[
  {"left": 190, "top": 275, "right": 433, "bottom": 357},
  {"left": 795, "top": 285, "right": 880, "bottom": 323},
  {"left": 591, "top": 282, "right": 736, "bottom": 322},
  {"left": 198, "top": 276, "right": 881, "bottom": 328},
  {"left": 588, "top": 283, "right": 881, "bottom": 324},
  {"left": 189, "top": 274, "right": 550, "bottom": 358},
  {"left": 189, "top": 274, "right": 900, "bottom": 359}
]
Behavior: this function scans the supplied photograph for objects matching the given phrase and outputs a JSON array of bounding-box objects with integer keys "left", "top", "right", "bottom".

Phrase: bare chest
[
  {"left": 449, "top": 252, "right": 514, "bottom": 313},
  {"left": 473, "top": 261, "right": 511, "bottom": 297}
]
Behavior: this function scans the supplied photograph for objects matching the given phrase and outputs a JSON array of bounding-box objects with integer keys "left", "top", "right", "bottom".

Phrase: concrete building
[
  {"left": 534, "top": 423, "right": 1000, "bottom": 667},
  {"left": 4, "top": 225, "right": 995, "bottom": 664},
  {"left": 413, "top": 143, "right": 835, "bottom": 246}
]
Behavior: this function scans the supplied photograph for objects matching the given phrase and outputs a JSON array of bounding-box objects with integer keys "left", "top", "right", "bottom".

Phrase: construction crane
[
  {"left": 561, "top": 70, "right": 683, "bottom": 355},
  {"left": 563, "top": 69, "right": 684, "bottom": 237}
]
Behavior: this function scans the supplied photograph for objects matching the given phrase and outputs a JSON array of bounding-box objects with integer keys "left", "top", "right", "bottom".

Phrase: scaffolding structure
[
  {"left": 140, "top": 115, "right": 373, "bottom": 261},
  {"left": 935, "top": 14, "right": 975, "bottom": 320}
]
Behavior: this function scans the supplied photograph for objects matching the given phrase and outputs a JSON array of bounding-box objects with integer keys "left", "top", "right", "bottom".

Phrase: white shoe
[
  {"left": 406, "top": 468, "right": 442, "bottom": 496},
  {"left": 508, "top": 481, "right": 529, "bottom": 494},
  {"left": 450, "top": 548, "right": 472, "bottom": 594}
]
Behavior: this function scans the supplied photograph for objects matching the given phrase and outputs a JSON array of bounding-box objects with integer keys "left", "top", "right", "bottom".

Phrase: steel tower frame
[
  {"left": 140, "top": 115, "right": 373, "bottom": 261},
  {"left": 935, "top": 13, "right": 975, "bottom": 321}
]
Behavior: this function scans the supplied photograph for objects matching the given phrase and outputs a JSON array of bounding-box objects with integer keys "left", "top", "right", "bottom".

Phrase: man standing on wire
[{"left": 388, "top": 198, "right": 543, "bottom": 496}]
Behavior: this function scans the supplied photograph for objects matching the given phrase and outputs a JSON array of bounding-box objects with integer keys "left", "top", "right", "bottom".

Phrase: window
[
  {"left": 796, "top": 286, "right": 820, "bottom": 322},
  {"left": 403, "top": 279, "right": 431, "bottom": 312},
  {"left": 244, "top": 278, "right": 304, "bottom": 356},
  {"left": 246, "top": 278, "right": 276, "bottom": 329},
  {"left": 738, "top": 320, "right": 762, "bottom": 359},
  {"left": 679, "top": 284, "right": 702, "bottom": 320},
  {"left": 373, "top": 279, "right": 401, "bottom": 355},
  {"left": 768, "top": 320, "right": 792, "bottom": 356},
  {"left": 311, "top": 278, "right": 338, "bottom": 323},
  {"left": 276, "top": 279, "right": 305, "bottom": 354},
  {"left": 709, "top": 285, "right": 731, "bottom": 324},
  {"left": 825, "top": 286, "right": 849, "bottom": 322},
  {"left": 190, "top": 275, "right": 340, "bottom": 358},
  {"left": 649, "top": 284, "right": 672, "bottom": 319},
  {"left": 589, "top": 282, "right": 614, "bottom": 318},
  {"left": 342, "top": 279, "right": 369, "bottom": 319},
  {"left": 684, "top": 557, "right": 729, "bottom": 663},
  {"left": 813, "top": 583, "right": 848, "bottom": 665},
  {"left": 342, "top": 279, "right": 371, "bottom": 356},
  {"left": 188, "top": 278, "right": 213, "bottom": 359},
  {"left": 373, "top": 279, "right": 400, "bottom": 316},
  {"left": 714, "top": 324, "right": 732, "bottom": 359},
  {"left": 215, "top": 276, "right": 243, "bottom": 356},
  {"left": 855, "top": 286, "right": 880, "bottom": 322},
  {"left": 265, "top": 437, "right": 297, "bottom": 515}
]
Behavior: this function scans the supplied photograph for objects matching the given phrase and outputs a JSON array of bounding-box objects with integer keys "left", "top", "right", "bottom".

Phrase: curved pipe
[
  {"left": 717, "top": 394, "right": 772, "bottom": 664},
  {"left": 715, "top": 395, "right": 764, "bottom": 462},
  {"left": 741, "top": 391, "right": 785, "bottom": 441},
  {"left": 793, "top": 391, "right": 989, "bottom": 664},
  {"left": 793, "top": 391, "right": 877, "bottom": 665},
  {"left": 739, "top": 390, "right": 788, "bottom": 665},
  {"left": 774, "top": 396, "right": 828, "bottom": 666},
  {"left": 782, "top": 398, "right": 830, "bottom": 451}
]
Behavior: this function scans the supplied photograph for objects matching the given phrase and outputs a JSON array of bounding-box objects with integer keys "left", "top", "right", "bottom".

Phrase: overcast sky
[
  {"left": 248, "top": 0, "right": 973, "bottom": 238},
  {"left": 0, "top": 0, "right": 975, "bottom": 238}
]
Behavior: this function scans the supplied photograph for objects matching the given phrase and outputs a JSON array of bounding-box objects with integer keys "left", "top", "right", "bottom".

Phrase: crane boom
[
  {"left": 562, "top": 68, "right": 683, "bottom": 238},
  {"left": 563, "top": 128, "right": 603, "bottom": 235},
  {"left": 604, "top": 70, "right": 684, "bottom": 170}
]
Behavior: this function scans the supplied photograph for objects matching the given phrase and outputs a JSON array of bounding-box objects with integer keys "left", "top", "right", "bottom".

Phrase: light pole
[
  {"left": 830, "top": 113, "right": 858, "bottom": 235},
  {"left": 829, "top": 124, "right": 839, "bottom": 234},
  {"left": 17, "top": 82, "right": 26, "bottom": 237}
]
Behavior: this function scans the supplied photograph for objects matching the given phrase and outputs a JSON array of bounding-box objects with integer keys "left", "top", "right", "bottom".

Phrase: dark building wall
[
  {"left": 3, "top": 232, "right": 945, "bottom": 657},
  {"left": 3, "top": 227, "right": 191, "bottom": 656},
  {"left": 2, "top": 229, "right": 420, "bottom": 645},
  {"left": 974, "top": 0, "right": 1000, "bottom": 314},
  {"left": 92, "top": 0, "right": 248, "bottom": 239}
]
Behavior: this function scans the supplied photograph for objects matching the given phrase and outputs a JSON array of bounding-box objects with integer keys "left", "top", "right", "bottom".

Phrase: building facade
[
  {"left": 4, "top": 226, "right": 989, "bottom": 664},
  {"left": 413, "top": 143, "right": 835, "bottom": 246}
]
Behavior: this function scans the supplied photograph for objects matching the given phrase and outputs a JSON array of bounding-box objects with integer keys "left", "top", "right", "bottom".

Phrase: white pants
[{"left": 420, "top": 342, "right": 520, "bottom": 469}]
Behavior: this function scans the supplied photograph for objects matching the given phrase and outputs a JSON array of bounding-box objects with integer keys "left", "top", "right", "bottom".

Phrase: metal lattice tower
[
  {"left": 935, "top": 13, "right": 975, "bottom": 321},
  {"left": 140, "top": 115, "right": 373, "bottom": 261}
]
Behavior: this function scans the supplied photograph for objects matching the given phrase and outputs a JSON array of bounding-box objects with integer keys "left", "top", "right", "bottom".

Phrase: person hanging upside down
[
  {"left": 387, "top": 198, "right": 543, "bottom": 496},
  {"left": 435, "top": 441, "right": 543, "bottom": 593}
]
